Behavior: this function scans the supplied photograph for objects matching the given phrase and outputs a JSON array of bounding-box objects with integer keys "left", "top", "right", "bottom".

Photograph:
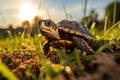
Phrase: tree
[
  {"left": 30, "top": 16, "right": 42, "bottom": 36},
  {"left": 81, "top": 10, "right": 98, "bottom": 29},
  {"left": 21, "top": 20, "right": 30, "bottom": 28}
]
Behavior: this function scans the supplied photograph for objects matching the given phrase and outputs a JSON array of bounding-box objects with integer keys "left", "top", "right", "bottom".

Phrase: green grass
[
  {"left": 0, "top": 20, "right": 120, "bottom": 79},
  {"left": 0, "top": 0, "right": 119, "bottom": 79}
]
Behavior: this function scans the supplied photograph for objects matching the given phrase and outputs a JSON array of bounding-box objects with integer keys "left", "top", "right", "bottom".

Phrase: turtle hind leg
[{"left": 72, "top": 36, "right": 94, "bottom": 55}]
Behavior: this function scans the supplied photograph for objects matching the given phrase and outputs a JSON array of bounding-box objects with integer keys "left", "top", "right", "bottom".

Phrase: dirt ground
[{"left": 0, "top": 48, "right": 120, "bottom": 80}]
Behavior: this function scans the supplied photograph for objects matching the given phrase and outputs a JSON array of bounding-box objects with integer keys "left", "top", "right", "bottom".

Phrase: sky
[{"left": 0, "top": 0, "right": 115, "bottom": 26}]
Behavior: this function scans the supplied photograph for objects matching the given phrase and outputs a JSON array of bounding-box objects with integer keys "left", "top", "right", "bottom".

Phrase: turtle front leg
[
  {"left": 43, "top": 41, "right": 50, "bottom": 55},
  {"left": 72, "top": 36, "right": 94, "bottom": 55}
]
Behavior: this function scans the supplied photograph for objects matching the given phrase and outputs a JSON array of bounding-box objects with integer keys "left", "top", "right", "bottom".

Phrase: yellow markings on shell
[
  {"left": 59, "top": 40, "right": 66, "bottom": 46},
  {"left": 76, "top": 31, "right": 81, "bottom": 35},
  {"left": 59, "top": 27, "right": 75, "bottom": 34},
  {"left": 50, "top": 41, "right": 60, "bottom": 48},
  {"left": 63, "top": 28, "right": 69, "bottom": 32},
  {"left": 50, "top": 40, "right": 73, "bottom": 48},
  {"left": 59, "top": 40, "right": 73, "bottom": 46},
  {"left": 65, "top": 40, "right": 73, "bottom": 45},
  {"left": 58, "top": 27, "right": 64, "bottom": 30},
  {"left": 69, "top": 30, "right": 75, "bottom": 34}
]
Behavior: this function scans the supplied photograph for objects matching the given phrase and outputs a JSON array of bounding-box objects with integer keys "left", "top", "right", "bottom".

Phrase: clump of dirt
[
  {"left": 0, "top": 53, "right": 41, "bottom": 80},
  {"left": 82, "top": 53, "right": 120, "bottom": 80},
  {"left": 0, "top": 51, "right": 120, "bottom": 80},
  {"left": 46, "top": 51, "right": 60, "bottom": 64}
]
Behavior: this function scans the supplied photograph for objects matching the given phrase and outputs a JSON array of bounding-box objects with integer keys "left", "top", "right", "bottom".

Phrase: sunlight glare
[{"left": 19, "top": 2, "right": 37, "bottom": 21}]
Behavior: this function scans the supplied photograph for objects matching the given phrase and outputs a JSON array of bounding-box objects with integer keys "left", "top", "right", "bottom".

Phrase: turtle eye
[{"left": 45, "top": 20, "right": 52, "bottom": 26}]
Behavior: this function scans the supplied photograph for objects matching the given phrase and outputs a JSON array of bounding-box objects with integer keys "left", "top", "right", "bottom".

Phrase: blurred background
[{"left": 0, "top": 0, "right": 120, "bottom": 37}]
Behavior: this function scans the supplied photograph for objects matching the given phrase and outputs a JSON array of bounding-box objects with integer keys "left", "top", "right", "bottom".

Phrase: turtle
[{"left": 38, "top": 19, "right": 95, "bottom": 55}]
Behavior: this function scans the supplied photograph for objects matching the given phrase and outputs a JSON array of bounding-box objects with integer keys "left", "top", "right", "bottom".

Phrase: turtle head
[
  {"left": 38, "top": 19, "right": 60, "bottom": 39},
  {"left": 38, "top": 19, "right": 57, "bottom": 31}
]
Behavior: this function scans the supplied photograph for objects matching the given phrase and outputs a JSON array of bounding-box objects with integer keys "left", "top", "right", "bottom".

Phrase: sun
[{"left": 19, "top": 2, "right": 37, "bottom": 22}]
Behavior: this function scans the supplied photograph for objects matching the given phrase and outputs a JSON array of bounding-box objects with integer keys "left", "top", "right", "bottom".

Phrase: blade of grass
[
  {"left": 57, "top": 49, "right": 70, "bottom": 65},
  {"left": 84, "top": 0, "right": 87, "bottom": 18},
  {"left": 90, "top": 22, "right": 96, "bottom": 36},
  {"left": 113, "top": 0, "right": 116, "bottom": 25},
  {"left": 86, "top": 43, "right": 110, "bottom": 60},
  {"left": 105, "top": 20, "right": 120, "bottom": 35},
  {"left": 104, "top": 16, "right": 108, "bottom": 36},
  {"left": 0, "top": 61, "right": 19, "bottom": 80},
  {"left": 61, "top": 0, "right": 68, "bottom": 19},
  {"left": 34, "top": 37, "right": 60, "bottom": 77},
  {"left": 46, "top": 6, "right": 51, "bottom": 19},
  {"left": 25, "top": 64, "right": 36, "bottom": 79},
  {"left": 101, "top": 20, "right": 120, "bottom": 39},
  {"left": 0, "top": 9, "right": 6, "bottom": 25},
  {"left": 19, "top": 28, "right": 26, "bottom": 52},
  {"left": 74, "top": 49, "right": 84, "bottom": 71}
]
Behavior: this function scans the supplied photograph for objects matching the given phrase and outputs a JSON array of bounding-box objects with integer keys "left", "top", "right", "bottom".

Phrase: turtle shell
[{"left": 57, "top": 20, "right": 95, "bottom": 43}]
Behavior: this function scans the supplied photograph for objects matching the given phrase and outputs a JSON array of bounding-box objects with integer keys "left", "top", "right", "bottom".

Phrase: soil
[{"left": 0, "top": 48, "right": 120, "bottom": 80}]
